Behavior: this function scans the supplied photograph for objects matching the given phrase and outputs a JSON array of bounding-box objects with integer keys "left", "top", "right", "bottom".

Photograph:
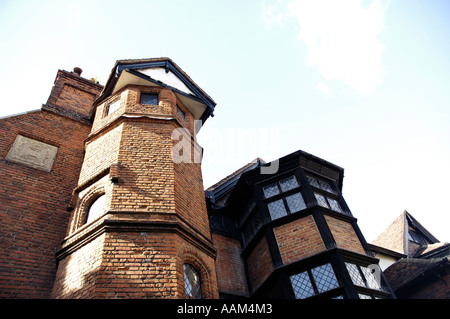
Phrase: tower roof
[{"left": 95, "top": 58, "right": 216, "bottom": 126}]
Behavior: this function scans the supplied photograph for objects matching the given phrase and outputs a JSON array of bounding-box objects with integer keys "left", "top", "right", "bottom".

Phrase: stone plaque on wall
[{"left": 6, "top": 135, "right": 58, "bottom": 172}]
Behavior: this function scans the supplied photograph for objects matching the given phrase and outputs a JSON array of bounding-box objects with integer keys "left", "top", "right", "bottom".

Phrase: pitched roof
[
  {"left": 205, "top": 158, "right": 265, "bottom": 205},
  {"left": 372, "top": 210, "right": 440, "bottom": 256},
  {"left": 384, "top": 257, "right": 449, "bottom": 292}
]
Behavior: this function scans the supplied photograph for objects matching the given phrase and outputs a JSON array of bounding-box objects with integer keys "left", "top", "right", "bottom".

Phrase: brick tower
[{"left": 51, "top": 58, "right": 218, "bottom": 298}]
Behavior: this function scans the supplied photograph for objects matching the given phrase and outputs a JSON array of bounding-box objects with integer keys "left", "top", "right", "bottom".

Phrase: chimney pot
[{"left": 73, "top": 67, "right": 82, "bottom": 76}]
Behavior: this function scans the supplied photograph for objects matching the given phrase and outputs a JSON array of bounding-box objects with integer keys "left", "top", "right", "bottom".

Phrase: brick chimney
[{"left": 73, "top": 67, "right": 82, "bottom": 76}]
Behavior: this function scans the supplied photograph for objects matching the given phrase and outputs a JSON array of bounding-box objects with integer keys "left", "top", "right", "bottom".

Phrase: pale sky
[{"left": 0, "top": 0, "right": 449, "bottom": 243}]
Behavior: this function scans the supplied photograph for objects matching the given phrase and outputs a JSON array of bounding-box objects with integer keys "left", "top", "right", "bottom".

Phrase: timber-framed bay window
[
  {"left": 262, "top": 175, "right": 307, "bottom": 221},
  {"left": 289, "top": 263, "right": 341, "bottom": 299},
  {"left": 306, "top": 175, "right": 350, "bottom": 216}
]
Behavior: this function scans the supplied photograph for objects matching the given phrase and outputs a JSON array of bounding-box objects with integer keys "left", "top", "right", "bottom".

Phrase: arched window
[
  {"left": 85, "top": 194, "right": 105, "bottom": 224},
  {"left": 184, "top": 263, "right": 202, "bottom": 299}
]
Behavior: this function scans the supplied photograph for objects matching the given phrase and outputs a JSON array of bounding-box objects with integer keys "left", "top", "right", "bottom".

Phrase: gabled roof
[
  {"left": 205, "top": 158, "right": 265, "bottom": 206},
  {"left": 372, "top": 211, "right": 440, "bottom": 256},
  {"left": 95, "top": 58, "right": 216, "bottom": 126}
]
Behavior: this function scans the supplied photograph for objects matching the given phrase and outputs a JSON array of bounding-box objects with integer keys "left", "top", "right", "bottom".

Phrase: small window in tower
[
  {"left": 86, "top": 194, "right": 105, "bottom": 224},
  {"left": 177, "top": 104, "right": 186, "bottom": 122},
  {"left": 107, "top": 99, "right": 121, "bottom": 115},
  {"left": 184, "top": 263, "right": 203, "bottom": 299},
  {"left": 140, "top": 93, "right": 158, "bottom": 105}
]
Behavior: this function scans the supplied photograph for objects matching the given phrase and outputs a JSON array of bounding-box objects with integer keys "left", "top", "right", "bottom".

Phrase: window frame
[
  {"left": 85, "top": 193, "right": 106, "bottom": 224},
  {"left": 139, "top": 92, "right": 159, "bottom": 105},
  {"left": 306, "top": 174, "right": 347, "bottom": 215},
  {"left": 106, "top": 98, "right": 121, "bottom": 116},
  {"left": 262, "top": 175, "right": 307, "bottom": 221},
  {"left": 176, "top": 104, "right": 186, "bottom": 122},
  {"left": 183, "top": 263, "right": 203, "bottom": 299},
  {"left": 289, "top": 263, "right": 341, "bottom": 299}
]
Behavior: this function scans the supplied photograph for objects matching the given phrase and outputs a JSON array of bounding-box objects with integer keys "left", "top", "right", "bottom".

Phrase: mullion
[{"left": 307, "top": 270, "right": 320, "bottom": 295}]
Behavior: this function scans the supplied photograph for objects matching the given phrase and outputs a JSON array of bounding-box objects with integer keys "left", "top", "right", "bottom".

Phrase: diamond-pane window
[
  {"left": 318, "top": 179, "right": 335, "bottom": 194},
  {"left": 267, "top": 199, "right": 287, "bottom": 220},
  {"left": 328, "top": 198, "right": 342, "bottom": 212},
  {"left": 345, "top": 263, "right": 365, "bottom": 287},
  {"left": 263, "top": 184, "right": 280, "bottom": 198},
  {"left": 311, "top": 263, "right": 339, "bottom": 293},
  {"left": 285, "top": 192, "right": 307, "bottom": 213},
  {"left": 279, "top": 176, "right": 299, "bottom": 192},
  {"left": 314, "top": 193, "right": 329, "bottom": 208},
  {"left": 361, "top": 267, "right": 381, "bottom": 290},
  {"left": 290, "top": 271, "right": 315, "bottom": 299},
  {"left": 184, "top": 263, "right": 202, "bottom": 299},
  {"left": 307, "top": 176, "right": 320, "bottom": 188}
]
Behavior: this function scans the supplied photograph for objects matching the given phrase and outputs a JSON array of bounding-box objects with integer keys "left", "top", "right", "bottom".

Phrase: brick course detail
[{"left": 273, "top": 216, "right": 326, "bottom": 265}]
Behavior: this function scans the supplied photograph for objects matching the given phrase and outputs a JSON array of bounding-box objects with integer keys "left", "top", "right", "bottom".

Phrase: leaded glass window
[
  {"left": 290, "top": 263, "right": 340, "bottom": 299},
  {"left": 327, "top": 198, "right": 343, "bottom": 212},
  {"left": 140, "top": 93, "right": 158, "bottom": 105},
  {"left": 345, "top": 262, "right": 382, "bottom": 291},
  {"left": 263, "top": 175, "right": 306, "bottom": 220},
  {"left": 314, "top": 192, "right": 343, "bottom": 213},
  {"left": 279, "top": 176, "right": 299, "bottom": 192},
  {"left": 184, "top": 263, "right": 202, "bottom": 299},
  {"left": 361, "top": 266, "right": 381, "bottom": 290},
  {"left": 268, "top": 199, "right": 288, "bottom": 220},
  {"left": 311, "top": 263, "right": 339, "bottom": 293},
  {"left": 86, "top": 194, "right": 105, "bottom": 224},
  {"left": 345, "top": 263, "right": 365, "bottom": 287},
  {"left": 307, "top": 175, "right": 336, "bottom": 194},
  {"left": 314, "top": 193, "right": 329, "bottom": 208},
  {"left": 285, "top": 192, "right": 307, "bottom": 213},
  {"left": 107, "top": 99, "right": 121, "bottom": 115},
  {"left": 290, "top": 271, "right": 315, "bottom": 299},
  {"left": 263, "top": 184, "right": 280, "bottom": 198},
  {"left": 177, "top": 104, "right": 186, "bottom": 122}
]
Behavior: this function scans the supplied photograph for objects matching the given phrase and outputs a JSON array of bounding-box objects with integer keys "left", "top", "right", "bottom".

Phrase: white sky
[{"left": 0, "top": 0, "right": 448, "bottom": 243}]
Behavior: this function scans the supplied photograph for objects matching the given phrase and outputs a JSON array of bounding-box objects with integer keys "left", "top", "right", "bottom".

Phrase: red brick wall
[
  {"left": 246, "top": 236, "right": 274, "bottom": 292},
  {"left": 45, "top": 70, "right": 102, "bottom": 121},
  {"left": 52, "top": 83, "right": 218, "bottom": 299},
  {"left": 324, "top": 215, "right": 366, "bottom": 255},
  {"left": 212, "top": 233, "right": 248, "bottom": 297},
  {"left": 0, "top": 111, "right": 91, "bottom": 298},
  {"left": 273, "top": 216, "right": 326, "bottom": 265}
]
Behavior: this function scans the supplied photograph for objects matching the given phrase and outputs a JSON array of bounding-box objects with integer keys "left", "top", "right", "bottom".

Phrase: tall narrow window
[
  {"left": 177, "top": 104, "right": 186, "bottom": 122},
  {"left": 184, "top": 263, "right": 202, "bottom": 299},
  {"left": 140, "top": 93, "right": 158, "bottom": 105},
  {"left": 86, "top": 194, "right": 105, "bottom": 224}
]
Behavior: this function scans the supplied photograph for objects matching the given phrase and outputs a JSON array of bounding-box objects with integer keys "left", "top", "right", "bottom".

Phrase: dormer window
[{"left": 140, "top": 93, "right": 158, "bottom": 105}]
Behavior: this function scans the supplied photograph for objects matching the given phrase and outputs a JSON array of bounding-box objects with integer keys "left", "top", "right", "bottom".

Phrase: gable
[{"left": 97, "top": 58, "right": 216, "bottom": 126}]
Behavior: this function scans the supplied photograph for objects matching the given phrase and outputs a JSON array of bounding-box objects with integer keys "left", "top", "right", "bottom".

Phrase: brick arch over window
[
  {"left": 73, "top": 186, "right": 106, "bottom": 231},
  {"left": 178, "top": 245, "right": 217, "bottom": 299}
]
